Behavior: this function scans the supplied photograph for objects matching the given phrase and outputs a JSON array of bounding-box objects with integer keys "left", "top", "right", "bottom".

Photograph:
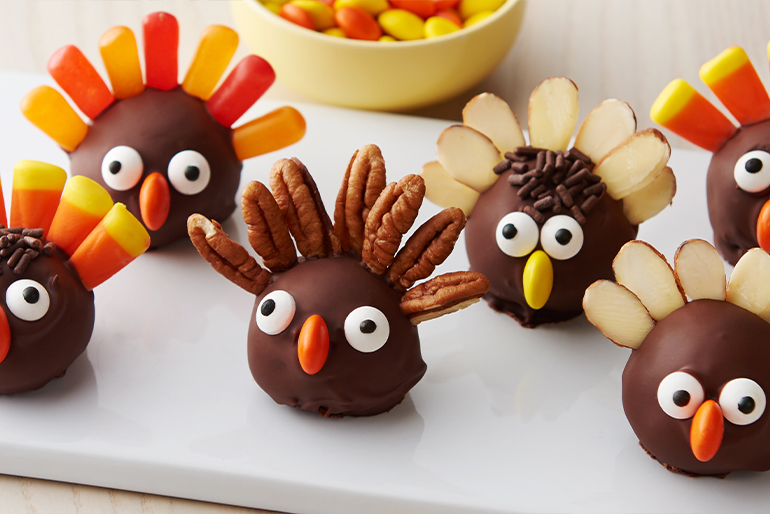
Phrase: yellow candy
[
  {"left": 379, "top": 35, "right": 397, "bottom": 42},
  {"left": 21, "top": 86, "right": 89, "bottom": 152},
  {"left": 290, "top": 0, "right": 336, "bottom": 30},
  {"left": 323, "top": 27, "right": 348, "bottom": 38},
  {"left": 333, "top": 0, "right": 389, "bottom": 16},
  {"left": 11, "top": 161, "right": 68, "bottom": 235},
  {"left": 48, "top": 176, "right": 114, "bottom": 257},
  {"left": 458, "top": 0, "right": 504, "bottom": 20},
  {"left": 464, "top": 10, "right": 494, "bottom": 27},
  {"left": 263, "top": 1, "right": 283, "bottom": 14},
  {"left": 99, "top": 26, "right": 144, "bottom": 99},
  {"left": 378, "top": 9, "right": 424, "bottom": 41},
  {"left": 424, "top": 16, "right": 461, "bottom": 38},
  {"left": 182, "top": 25, "right": 239, "bottom": 101},
  {"left": 522, "top": 250, "right": 553, "bottom": 310}
]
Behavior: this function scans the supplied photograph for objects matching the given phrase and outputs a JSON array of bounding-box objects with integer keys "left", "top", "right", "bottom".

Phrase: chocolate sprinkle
[
  {"left": 583, "top": 182, "right": 607, "bottom": 197},
  {"left": 509, "top": 174, "right": 528, "bottom": 186},
  {"left": 530, "top": 184, "right": 546, "bottom": 198},
  {"left": 518, "top": 177, "right": 538, "bottom": 198},
  {"left": 534, "top": 196, "right": 555, "bottom": 210},
  {"left": 511, "top": 162, "right": 529, "bottom": 173},
  {"left": 493, "top": 160, "right": 512, "bottom": 175},
  {"left": 581, "top": 195, "right": 600, "bottom": 214},
  {"left": 556, "top": 184, "right": 574, "bottom": 208},
  {"left": 514, "top": 146, "right": 540, "bottom": 156},
  {"left": 570, "top": 205, "right": 586, "bottom": 224},
  {"left": 565, "top": 169, "right": 590, "bottom": 187},
  {"left": 523, "top": 205, "right": 545, "bottom": 224},
  {"left": 0, "top": 226, "right": 53, "bottom": 274},
  {"left": 567, "top": 147, "right": 591, "bottom": 163}
]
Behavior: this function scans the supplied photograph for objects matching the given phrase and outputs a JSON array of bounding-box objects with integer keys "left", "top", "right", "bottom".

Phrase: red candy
[
  {"left": 390, "top": 0, "right": 436, "bottom": 18},
  {"left": 143, "top": 12, "right": 179, "bottom": 91},
  {"left": 433, "top": 0, "right": 460, "bottom": 8},
  {"left": 335, "top": 6, "right": 382, "bottom": 40},
  {"left": 47, "top": 45, "right": 114, "bottom": 120},
  {"left": 207, "top": 55, "right": 276, "bottom": 127},
  {"left": 280, "top": 3, "right": 316, "bottom": 30}
]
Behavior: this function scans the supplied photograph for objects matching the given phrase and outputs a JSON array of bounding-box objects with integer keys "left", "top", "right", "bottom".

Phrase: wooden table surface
[{"left": 0, "top": 0, "right": 768, "bottom": 512}]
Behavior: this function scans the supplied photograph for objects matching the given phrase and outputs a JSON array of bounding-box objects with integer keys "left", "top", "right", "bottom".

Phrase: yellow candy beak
[{"left": 522, "top": 250, "right": 553, "bottom": 310}]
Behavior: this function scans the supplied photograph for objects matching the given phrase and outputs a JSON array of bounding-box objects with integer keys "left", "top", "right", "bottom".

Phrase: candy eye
[
  {"left": 734, "top": 150, "right": 770, "bottom": 193},
  {"left": 6, "top": 279, "right": 50, "bottom": 322},
  {"left": 657, "top": 371, "right": 705, "bottom": 419},
  {"left": 540, "top": 215, "right": 584, "bottom": 260},
  {"left": 167, "top": 150, "right": 211, "bottom": 195},
  {"left": 719, "top": 378, "right": 766, "bottom": 425},
  {"left": 495, "top": 212, "right": 539, "bottom": 257},
  {"left": 101, "top": 146, "right": 143, "bottom": 191},
  {"left": 344, "top": 306, "right": 390, "bottom": 353},
  {"left": 256, "top": 290, "right": 295, "bottom": 335}
]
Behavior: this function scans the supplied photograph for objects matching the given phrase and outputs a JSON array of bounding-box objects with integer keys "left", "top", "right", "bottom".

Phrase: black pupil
[
  {"left": 108, "top": 161, "right": 122, "bottom": 175},
  {"left": 738, "top": 396, "right": 756, "bottom": 414},
  {"left": 555, "top": 228, "right": 572, "bottom": 246},
  {"left": 673, "top": 390, "right": 690, "bottom": 407},
  {"left": 261, "top": 299, "right": 276, "bottom": 316},
  {"left": 502, "top": 223, "right": 518, "bottom": 240},
  {"left": 360, "top": 319, "right": 377, "bottom": 334},
  {"left": 185, "top": 165, "right": 200, "bottom": 181},
  {"left": 745, "top": 158, "right": 763, "bottom": 174},
  {"left": 22, "top": 287, "right": 39, "bottom": 304}
]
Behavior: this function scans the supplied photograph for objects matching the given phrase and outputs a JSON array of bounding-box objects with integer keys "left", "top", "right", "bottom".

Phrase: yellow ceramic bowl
[{"left": 231, "top": 0, "right": 526, "bottom": 111}]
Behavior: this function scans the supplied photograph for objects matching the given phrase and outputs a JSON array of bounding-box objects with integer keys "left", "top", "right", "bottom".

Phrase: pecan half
[
  {"left": 400, "top": 271, "right": 490, "bottom": 325},
  {"left": 241, "top": 180, "right": 297, "bottom": 272},
  {"left": 334, "top": 144, "right": 387, "bottom": 255},
  {"left": 387, "top": 207, "right": 466, "bottom": 292},
  {"left": 362, "top": 174, "right": 425, "bottom": 274},
  {"left": 188, "top": 214, "right": 270, "bottom": 295},
  {"left": 270, "top": 157, "right": 340, "bottom": 259}
]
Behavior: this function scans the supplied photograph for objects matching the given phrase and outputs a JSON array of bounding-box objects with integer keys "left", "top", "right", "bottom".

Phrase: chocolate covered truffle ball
[
  {"left": 422, "top": 80, "right": 674, "bottom": 327},
  {"left": 585, "top": 239, "right": 770, "bottom": 475},
  {"left": 189, "top": 144, "right": 489, "bottom": 417}
]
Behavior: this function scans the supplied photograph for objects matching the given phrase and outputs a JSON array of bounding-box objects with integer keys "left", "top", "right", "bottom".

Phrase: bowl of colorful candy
[{"left": 231, "top": 0, "right": 525, "bottom": 111}]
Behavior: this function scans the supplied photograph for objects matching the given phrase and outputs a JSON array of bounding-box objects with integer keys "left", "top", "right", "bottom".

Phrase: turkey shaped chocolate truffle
[
  {"left": 584, "top": 239, "right": 770, "bottom": 475},
  {"left": 652, "top": 44, "right": 770, "bottom": 265},
  {"left": 421, "top": 78, "right": 675, "bottom": 327},
  {"left": 22, "top": 12, "right": 305, "bottom": 249},
  {"left": 188, "top": 145, "right": 489, "bottom": 416},
  {"left": 0, "top": 161, "right": 149, "bottom": 393}
]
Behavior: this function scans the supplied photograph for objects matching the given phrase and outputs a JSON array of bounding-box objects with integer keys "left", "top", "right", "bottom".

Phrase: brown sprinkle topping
[
  {"left": 581, "top": 195, "right": 600, "bottom": 214},
  {"left": 493, "top": 160, "right": 512, "bottom": 175},
  {"left": 0, "top": 226, "right": 54, "bottom": 274},
  {"left": 523, "top": 205, "right": 545, "bottom": 224},
  {"left": 570, "top": 205, "right": 586, "bottom": 224}
]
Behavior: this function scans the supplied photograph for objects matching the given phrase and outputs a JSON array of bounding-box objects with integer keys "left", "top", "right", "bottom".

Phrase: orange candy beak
[
  {"left": 0, "top": 308, "right": 9, "bottom": 364},
  {"left": 690, "top": 399, "right": 724, "bottom": 462},
  {"left": 756, "top": 199, "right": 770, "bottom": 253},
  {"left": 297, "top": 315, "right": 329, "bottom": 375},
  {"left": 139, "top": 172, "right": 170, "bottom": 231}
]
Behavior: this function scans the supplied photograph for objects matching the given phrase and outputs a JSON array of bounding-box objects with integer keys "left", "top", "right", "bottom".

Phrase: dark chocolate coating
[
  {"left": 247, "top": 254, "right": 426, "bottom": 417},
  {"left": 0, "top": 249, "right": 95, "bottom": 394},
  {"left": 69, "top": 88, "right": 242, "bottom": 249},
  {"left": 465, "top": 164, "right": 637, "bottom": 327},
  {"left": 707, "top": 119, "right": 770, "bottom": 265},
  {"left": 623, "top": 300, "right": 770, "bottom": 475}
]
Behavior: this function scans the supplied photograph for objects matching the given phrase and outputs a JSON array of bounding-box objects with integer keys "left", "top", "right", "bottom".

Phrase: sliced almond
[
  {"left": 613, "top": 240, "right": 685, "bottom": 320},
  {"left": 593, "top": 129, "right": 671, "bottom": 199},
  {"left": 527, "top": 77, "right": 579, "bottom": 152},
  {"left": 436, "top": 125, "right": 501, "bottom": 193},
  {"left": 727, "top": 248, "right": 770, "bottom": 319},
  {"left": 420, "top": 161, "right": 480, "bottom": 216},
  {"left": 674, "top": 239, "right": 726, "bottom": 301},
  {"left": 574, "top": 99, "right": 637, "bottom": 163},
  {"left": 462, "top": 93, "right": 525, "bottom": 155},
  {"left": 583, "top": 280, "right": 655, "bottom": 349},
  {"left": 621, "top": 166, "right": 676, "bottom": 225}
]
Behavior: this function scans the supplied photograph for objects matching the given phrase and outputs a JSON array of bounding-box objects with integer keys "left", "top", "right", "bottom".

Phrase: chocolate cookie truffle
[
  {"left": 585, "top": 239, "right": 770, "bottom": 475},
  {"left": 422, "top": 79, "right": 675, "bottom": 327},
  {"left": 652, "top": 44, "right": 770, "bottom": 265},
  {"left": 0, "top": 161, "right": 149, "bottom": 394},
  {"left": 23, "top": 12, "right": 305, "bottom": 249},
  {"left": 189, "top": 144, "right": 490, "bottom": 417}
]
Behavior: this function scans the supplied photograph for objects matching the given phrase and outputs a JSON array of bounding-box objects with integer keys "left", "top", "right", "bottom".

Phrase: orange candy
[
  {"left": 436, "top": 8, "right": 462, "bottom": 26},
  {"left": 336, "top": 6, "right": 382, "bottom": 40},
  {"left": 297, "top": 315, "right": 329, "bottom": 375},
  {"left": 139, "top": 172, "right": 170, "bottom": 231},
  {"left": 280, "top": 3, "right": 316, "bottom": 30},
  {"left": 690, "top": 400, "right": 724, "bottom": 462},
  {"left": 47, "top": 45, "right": 115, "bottom": 120},
  {"left": 757, "top": 199, "right": 770, "bottom": 253},
  {"left": 390, "top": 0, "right": 436, "bottom": 18},
  {"left": 233, "top": 106, "right": 307, "bottom": 161},
  {"left": 10, "top": 161, "right": 67, "bottom": 236},
  {"left": 433, "top": 0, "right": 460, "bottom": 8},
  {"left": 48, "top": 176, "right": 114, "bottom": 257}
]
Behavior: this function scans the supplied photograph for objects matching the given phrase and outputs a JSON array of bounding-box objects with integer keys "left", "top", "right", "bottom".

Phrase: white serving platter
[{"left": 0, "top": 71, "right": 766, "bottom": 514}]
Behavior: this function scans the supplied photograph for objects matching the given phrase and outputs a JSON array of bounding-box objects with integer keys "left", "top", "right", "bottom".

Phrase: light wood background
[{"left": 0, "top": 0, "right": 768, "bottom": 512}]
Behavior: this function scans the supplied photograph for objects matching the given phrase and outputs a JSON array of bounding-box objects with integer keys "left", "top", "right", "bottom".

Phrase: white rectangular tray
[{"left": 0, "top": 71, "right": 765, "bottom": 514}]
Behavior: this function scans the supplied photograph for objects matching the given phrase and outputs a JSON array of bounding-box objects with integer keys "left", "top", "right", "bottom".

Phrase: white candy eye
[
  {"left": 540, "top": 215, "right": 584, "bottom": 260},
  {"left": 101, "top": 146, "right": 144, "bottom": 191},
  {"left": 6, "top": 279, "right": 50, "bottom": 322},
  {"left": 734, "top": 150, "right": 770, "bottom": 193},
  {"left": 719, "top": 378, "right": 766, "bottom": 426},
  {"left": 167, "top": 150, "right": 211, "bottom": 195},
  {"left": 495, "top": 212, "right": 539, "bottom": 257},
  {"left": 256, "top": 290, "right": 295, "bottom": 335},
  {"left": 344, "top": 306, "right": 390, "bottom": 353},
  {"left": 657, "top": 371, "right": 705, "bottom": 419}
]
